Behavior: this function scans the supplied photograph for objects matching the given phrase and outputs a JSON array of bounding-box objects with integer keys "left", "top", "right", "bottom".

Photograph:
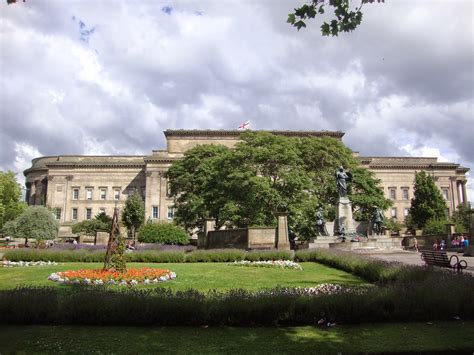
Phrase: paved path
[{"left": 353, "top": 248, "right": 474, "bottom": 274}]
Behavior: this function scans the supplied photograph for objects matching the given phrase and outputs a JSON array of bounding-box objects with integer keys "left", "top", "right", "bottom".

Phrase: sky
[{"left": 0, "top": 0, "right": 473, "bottom": 203}]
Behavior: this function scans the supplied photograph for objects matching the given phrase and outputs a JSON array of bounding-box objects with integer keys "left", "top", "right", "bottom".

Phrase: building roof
[{"left": 164, "top": 129, "right": 345, "bottom": 139}]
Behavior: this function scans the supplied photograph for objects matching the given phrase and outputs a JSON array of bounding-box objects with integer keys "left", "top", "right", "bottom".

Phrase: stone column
[
  {"left": 461, "top": 181, "right": 468, "bottom": 206},
  {"left": 203, "top": 218, "right": 216, "bottom": 249},
  {"left": 274, "top": 212, "right": 290, "bottom": 250},
  {"left": 445, "top": 223, "right": 455, "bottom": 245},
  {"left": 336, "top": 198, "right": 354, "bottom": 234}
]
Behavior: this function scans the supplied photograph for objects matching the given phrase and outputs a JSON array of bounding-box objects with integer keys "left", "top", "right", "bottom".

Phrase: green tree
[
  {"left": 9, "top": 206, "right": 59, "bottom": 245},
  {"left": 71, "top": 219, "right": 109, "bottom": 236},
  {"left": 451, "top": 204, "right": 471, "bottom": 233},
  {"left": 122, "top": 191, "right": 145, "bottom": 240},
  {"left": 288, "top": 0, "right": 384, "bottom": 35},
  {"left": 409, "top": 171, "right": 447, "bottom": 229},
  {"left": 0, "top": 171, "right": 27, "bottom": 231},
  {"left": 138, "top": 223, "right": 189, "bottom": 245},
  {"left": 167, "top": 131, "right": 389, "bottom": 240}
]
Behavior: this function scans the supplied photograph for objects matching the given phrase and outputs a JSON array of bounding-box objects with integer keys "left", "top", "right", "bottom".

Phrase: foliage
[
  {"left": 288, "top": 0, "right": 384, "bottom": 35},
  {"left": 6, "top": 206, "right": 59, "bottom": 242},
  {"left": 422, "top": 218, "right": 448, "bottom": 236},
  {"left": 0, "top": 171, "right": 27, "bottom": 231},
  {"left": 451, "top": 204, "right": 471, "bottom": 233},
  {"left": 138, "top": 223, "right": 189, "bottom": 245},
  {"left": 167, "top": 132, "right": 389, "bottom": 240},
  {"left": 71, "top": 219, "right": 109, "bottom": 236},
  {"left": 122, "top": 192, "right": 145, "bottom": 240},
  {"left": 1, "top": 269, "right": 473, "bottom": 326},
  {"left": 383, "top": 218, "right": 402, "bottom": 233},
  {"left": 95, "top": 212, "right": 112, "bottom": 228},
  {"left": 409, "top": 171, "right": 447, "bottom": 229}
]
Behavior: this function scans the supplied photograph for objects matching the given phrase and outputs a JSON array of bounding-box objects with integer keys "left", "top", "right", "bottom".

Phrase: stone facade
[{"left": 24, "top": 130, "right": 470, "bottom": 232}]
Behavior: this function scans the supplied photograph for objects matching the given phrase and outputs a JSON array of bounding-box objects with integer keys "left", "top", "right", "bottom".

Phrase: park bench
[{"left": 421, "top": 250, "right": 467, "bottom": 273}]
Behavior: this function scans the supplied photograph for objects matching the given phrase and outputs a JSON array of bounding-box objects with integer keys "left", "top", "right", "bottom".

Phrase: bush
[
  {"left": 71, "top": 220, "right": 109, "bottom": 235},
  {"left": 423, "top": 218, "right": 448, "bottom": 235},
  {"left": 244, "top": 250, "right": 293, "bottom": 262},
  {"left": 1, "top": 271, "right": 473, "bottom": 326},
  {"left": 126, "top": 250, "right": 185, "bottom": 263},
  {"left": 184, "top": 249, "right": 245, "bottom": 263},
  {"left": 138, "top": 223, "right": 189, "bottom": 245}
]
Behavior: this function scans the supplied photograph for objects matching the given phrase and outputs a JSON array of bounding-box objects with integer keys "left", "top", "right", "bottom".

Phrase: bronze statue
[
  {"left": 335, "top": 166, "right": 352, "bottom": 199},
  {"left": 372, "top": 207, "right": 384, "bottom": 236},
  {"left": 315, "top": 208, "right": 328, "bottom": 236}
]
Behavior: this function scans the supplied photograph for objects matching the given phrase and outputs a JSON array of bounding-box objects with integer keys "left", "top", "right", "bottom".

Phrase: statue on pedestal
[
  {"left": 335, "top": 166, "right": 352, "bottom": 200},
  {"left": 372, "top": 207, "right": 385, "bottom": 236},
  {"left": 315, "top": 208, "right": 328, "bottom": 236}
]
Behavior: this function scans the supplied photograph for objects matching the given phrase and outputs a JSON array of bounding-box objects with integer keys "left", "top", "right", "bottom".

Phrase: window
[
  {"left": 55, "top": 208, "right": 62, "bottom": 220},
  {"left": 100, "top": 188, "right": 107, "bottom": 200},
  {"left": 167, "top": 206, "right": 174, "bottom": 220},
  {"left": 72, "top": 188, "right": 79, "bottom": 200},
  {"left": 404, "top": 208, "right": 409, "bottom": 217},
  {"left": 86, "top": 188, "right": 93, "bottom": 200},
  {"left": 442, "top": 188, "right": 449, "bottom": 200},
  {"left": 402, "top": 188, "right": 409, "bottom": 200},
  {"left": 114, "top": 188, "right": 121, "bottom": 201},
  {"left": 86, "top": 208, "right": 92, "bottom": 220},
  {"left": 72, "top": 208, "right": 78, "bottom": 220},
  {"left": 391, "top": 208, "right": 397, "bottom": 218},
  {"left": 389, "top": 188, "right": 396, "bottom": 200},
  {"left": 152, "top": 206, "right": 159, "bottom": 219}
]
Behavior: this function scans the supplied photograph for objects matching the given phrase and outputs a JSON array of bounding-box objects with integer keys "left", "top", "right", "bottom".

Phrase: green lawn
[
  {"left": 0, "top": 262, "right": 367, "bottom": 291},
  {"left": 1, "top": 322, "right": 473, "bottom": 354}
]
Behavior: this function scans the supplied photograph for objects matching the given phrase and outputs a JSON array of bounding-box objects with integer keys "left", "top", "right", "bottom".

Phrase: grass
[
  {"left": 0, "top": 262, "right": 367, "bottom": 291},
  {"left": 1, "top": 322, "right": 473, "bottom": 353}
]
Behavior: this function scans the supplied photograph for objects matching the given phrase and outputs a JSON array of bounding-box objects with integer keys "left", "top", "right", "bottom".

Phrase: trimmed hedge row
[
  {"left": 1, "top": 270, "right": 473, "bottom": 326},
  {"left": 3, "top": 249, "right": 292, "bottom": 264}
]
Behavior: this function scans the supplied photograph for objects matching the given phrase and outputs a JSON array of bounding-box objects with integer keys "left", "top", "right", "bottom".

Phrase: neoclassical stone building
[{"left": 24, "top": 130, "right": 469, "bottom": 233}]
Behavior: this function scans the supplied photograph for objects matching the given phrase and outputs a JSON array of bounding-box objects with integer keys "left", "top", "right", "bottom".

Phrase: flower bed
[
  {"left": 230, "top": 260, "right": 303, "bottom": 270},
  {"left": 3, "top": 260, "right": 58, "bottom": 267},
  {"left": 48, "top": 267, "right": 176, "bottom": 286}
]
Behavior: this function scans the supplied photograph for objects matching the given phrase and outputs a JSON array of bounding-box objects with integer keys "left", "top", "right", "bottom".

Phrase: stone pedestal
[
  {"left": 274, "top": 212, "right": 290, "bottom": 250},
  {"left": 335, "top": 198, "right": 354, "bottom": 234},
  {"left": 445, "top": 223, "right": 455, "bottom": 244},
  {"left": 203, "top": 218, "right": 216, "bottom": 249}
]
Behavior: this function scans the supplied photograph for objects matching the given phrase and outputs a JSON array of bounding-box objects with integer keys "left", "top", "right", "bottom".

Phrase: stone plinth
[
  {"left": 274, "top": 212, "right": 290, "bottom": 250},
  {"left": 95, "top": 232, "right": 109, "bottom": 245},
  {"left": 335, "top": 198, "right": 354, "bottom": 234}
]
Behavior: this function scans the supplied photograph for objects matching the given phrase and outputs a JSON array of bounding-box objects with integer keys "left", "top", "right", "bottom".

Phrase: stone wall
[{"left": 202, "top": 227, "right": 277, "bottom": 250}]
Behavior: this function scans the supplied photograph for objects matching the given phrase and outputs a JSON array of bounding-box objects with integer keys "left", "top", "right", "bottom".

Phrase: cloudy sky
[{"left": 0, "top": 0, "right": 473, "bottom": 202}]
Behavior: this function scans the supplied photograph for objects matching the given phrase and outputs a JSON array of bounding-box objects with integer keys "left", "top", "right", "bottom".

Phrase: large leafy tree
[
  {"left": 0, "top": 171, "right": 27, "bottom": 231},
  {"left": 122, "top": 191, "right": 145, "bottom": 240},
  {"left": 167, "top": 131, "right": 389, "bottom": 239},
  {"left": 6, "top": 206, "right": 59, "bottom": 244},
  {"left": 288, "top": 0, "right": 384, "bottom": 35},
  {"left": 409, "top": 171, "right": 447, "bottom": 229}
]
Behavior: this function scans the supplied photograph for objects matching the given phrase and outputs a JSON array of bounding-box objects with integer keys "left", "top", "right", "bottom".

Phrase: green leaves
[
  {"left": 167, "top": 132, "right": 388, "bottom": 240},
  {"left": 122, "top": 192, "right": 145, "bottom": 239},
  {"left": 288, "top": 0, "right": 381, "bottom": 36},
  {"left": 409, "top": 171, "right": 447, "bottom": 229},
  {"left": 8, "top": 206, "right": 59, "bottom": 241}
]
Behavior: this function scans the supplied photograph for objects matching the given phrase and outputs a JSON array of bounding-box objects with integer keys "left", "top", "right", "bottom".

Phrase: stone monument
[
  {"left": 335, "top": 166, "right": 354, "bottom": 235},
  {"left": 274, "top": 212, "right": 290, "bottom": 250}
]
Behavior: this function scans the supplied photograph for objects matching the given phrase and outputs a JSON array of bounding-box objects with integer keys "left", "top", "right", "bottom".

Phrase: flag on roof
[{"left": 238, "top": 120, "right": 250, "bottom": 130}]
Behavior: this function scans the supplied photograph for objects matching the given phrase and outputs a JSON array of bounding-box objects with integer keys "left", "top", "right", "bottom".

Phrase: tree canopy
[
  {"left": 122, "top": 192, "right": 145, "bottom": 240},
  {"left": 5, "top": 206, "right": 59, "bottom": 242},
  {"left": 409, "top": 171, "right": 447, "bottom": 229},
  {"left": 288, "top": 0, "right": 384, "bottom": 35},
  {"left": 167, "top": 131, "right": 389, "bottom": 240},
  {"left": 0, "top": 171, "right": 27, "bottom": 231}
]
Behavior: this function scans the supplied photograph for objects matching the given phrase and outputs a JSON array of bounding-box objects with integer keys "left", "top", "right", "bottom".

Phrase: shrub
[
  {"left": 184, "top": 249, "right": 245, "bottom": 263},
  {"left": 423, "top": 218, "right": 448, "bottom": 235},
  {"left": 71, "top": 220, "right": 109, "bottom": 235},
  {"left": 138, "top": 223, "right": 189, "bottom": 245},
  {"left": 244, "top": 250, "right": 293, "bottom": 261},
  {"left": 126, "top": 250, "right": 185, "bottom": 263}
]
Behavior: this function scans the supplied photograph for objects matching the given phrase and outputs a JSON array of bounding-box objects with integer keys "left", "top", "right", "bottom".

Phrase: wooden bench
[{"left": 421, "top": 250, "right": 467, "bottom": 273}]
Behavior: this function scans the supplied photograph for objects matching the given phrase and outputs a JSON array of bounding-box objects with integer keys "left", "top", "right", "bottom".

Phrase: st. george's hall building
[{"left": 24, "top": 129, "right": 470, "bottom": 235}]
